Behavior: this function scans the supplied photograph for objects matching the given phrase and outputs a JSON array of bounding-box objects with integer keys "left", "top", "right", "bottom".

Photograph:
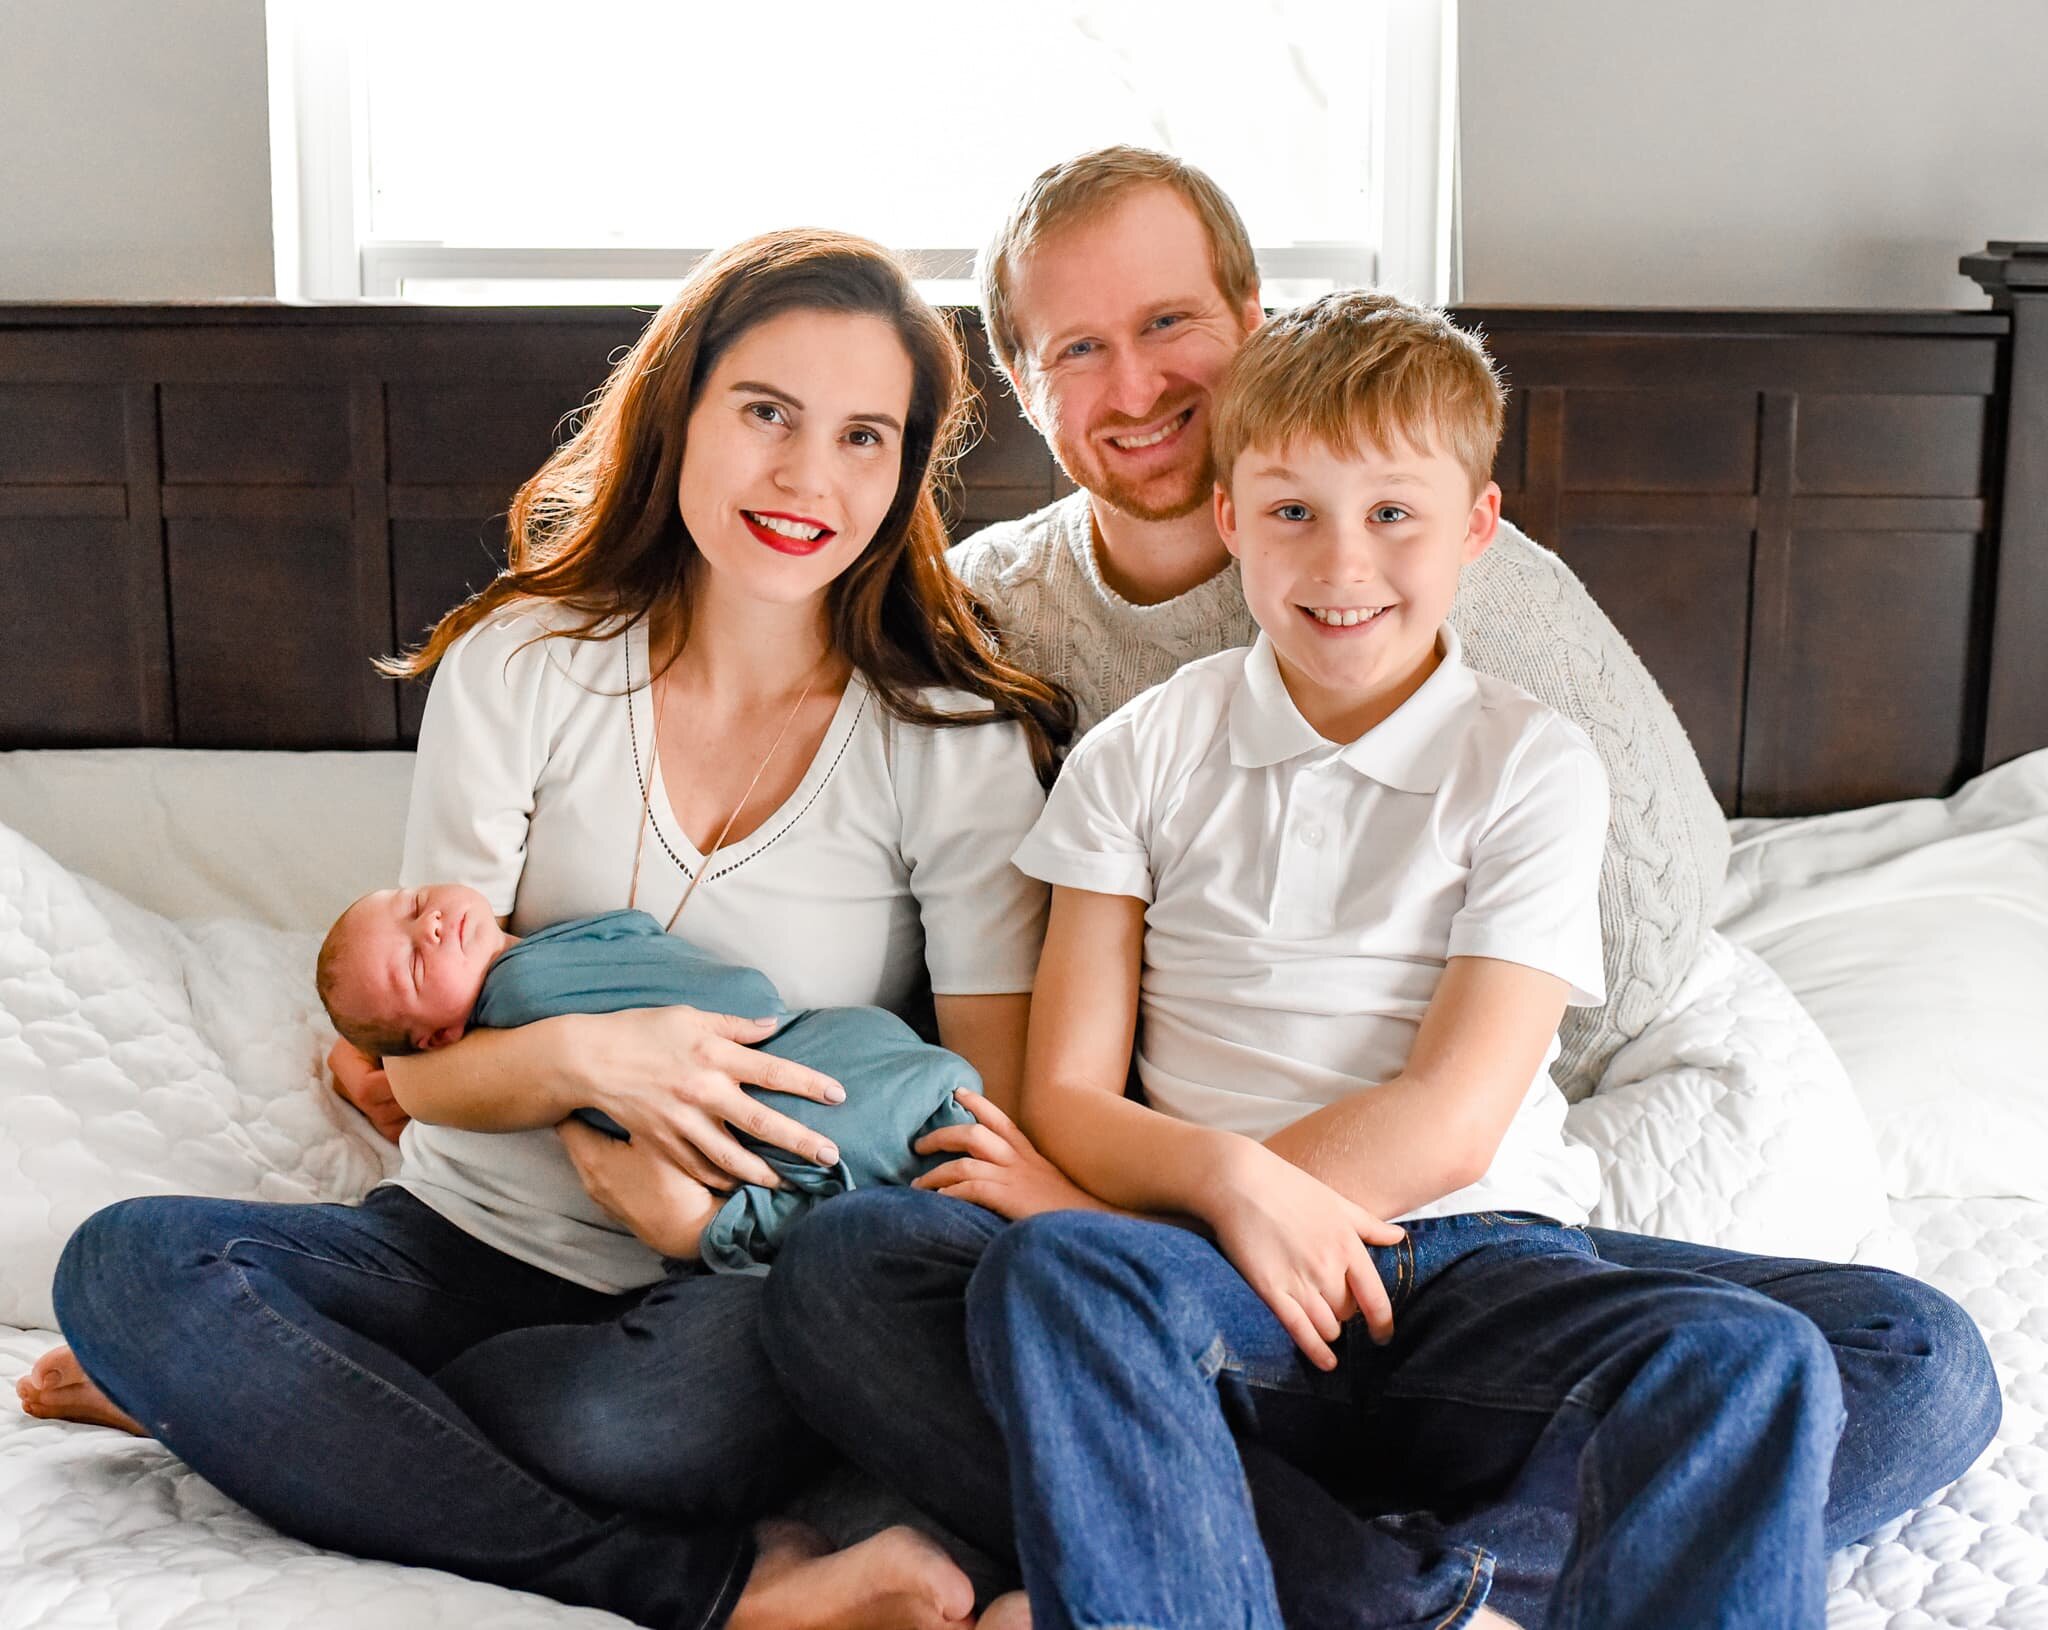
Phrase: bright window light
[{"left": 271, "top": 1, "right": 1455, "bottom": 305}]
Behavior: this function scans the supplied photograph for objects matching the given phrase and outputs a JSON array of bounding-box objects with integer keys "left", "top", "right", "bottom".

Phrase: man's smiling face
[{"left": 1007, "top": 184, "right": 1261, "bottom": 523}]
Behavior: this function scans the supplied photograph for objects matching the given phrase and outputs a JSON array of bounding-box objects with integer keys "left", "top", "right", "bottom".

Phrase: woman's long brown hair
[{"left": 386, "top": 229, "right": 1073, "bottom": 782}]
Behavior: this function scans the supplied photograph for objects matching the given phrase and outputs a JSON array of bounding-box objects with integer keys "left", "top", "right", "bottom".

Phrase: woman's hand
[
  {"left": 913, "top": 1090, "right": 1110, "bottom": 1221},
  {"left": 326, "top": 1038, "right": 410, "bottom": 1144},
  {"left": 578, "top": 1007, "right": 846, "bottom": 1191},
  {"left": 1203, "top": 1139, "right": 1404, "bottom": 1371},
  {"left": 558, "top": 1119, "right": 721, "bottom": 1261}
]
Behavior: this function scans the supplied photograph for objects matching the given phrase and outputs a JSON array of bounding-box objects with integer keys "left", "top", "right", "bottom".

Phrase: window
[{"left": 268, "top": 0, "right": 1458, "bottom": 306}]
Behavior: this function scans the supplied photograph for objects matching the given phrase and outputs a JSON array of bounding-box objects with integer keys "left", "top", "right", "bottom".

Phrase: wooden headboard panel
[{"left": 4, "top": 243, "right": 2044, "bottom": 817}]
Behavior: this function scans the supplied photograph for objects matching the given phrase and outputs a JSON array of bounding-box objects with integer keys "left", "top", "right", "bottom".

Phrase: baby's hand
[
  {"left": 558, "top": 1118, "right": 721, "bottom": 1261},
  {"left": 326, "top": 1038, "right": 409, "bottom": 1145}
]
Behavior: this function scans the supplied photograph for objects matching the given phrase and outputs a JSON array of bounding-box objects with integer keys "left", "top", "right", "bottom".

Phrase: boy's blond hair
[
  {"left": 977, "top": 145, "right": 1258, "bottom": 390},
  {"left": 316, "top": 904, "right": 416, "bottom": 1062},
  {"left": 1211, "top": 290, "right": 1506, "bottom": 495}
]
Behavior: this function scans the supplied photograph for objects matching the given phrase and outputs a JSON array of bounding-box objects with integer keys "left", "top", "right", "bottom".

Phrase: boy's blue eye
[
  {"left": 1274, "top": 503, "right": 1313, "bottom": 523},
  {"left": 1063, "top": 340, "right": 1097, "bottom": 359},
  {"left": 1370, "top": 504, "right": 1411, "bottom": 524}
]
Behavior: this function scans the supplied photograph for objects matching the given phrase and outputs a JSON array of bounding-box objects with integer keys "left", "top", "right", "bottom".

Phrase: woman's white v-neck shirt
[{"left": 389, "top": 600, "right": 1050, "bottom": 1290}]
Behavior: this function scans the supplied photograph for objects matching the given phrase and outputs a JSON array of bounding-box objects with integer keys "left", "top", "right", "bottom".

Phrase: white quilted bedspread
[{"left": 0, "top": 816, "right": 2028, "bottom": 1625}]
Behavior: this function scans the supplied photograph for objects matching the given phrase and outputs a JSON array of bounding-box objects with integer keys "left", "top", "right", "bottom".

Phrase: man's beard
[{"left": 1055, "top": 424, "right": 1216, "bottom": 524}]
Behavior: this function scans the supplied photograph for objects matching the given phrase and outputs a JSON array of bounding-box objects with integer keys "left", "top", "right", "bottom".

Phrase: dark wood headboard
[{"left": 4, "top": 242, "right": 2044, "bottom": 817}]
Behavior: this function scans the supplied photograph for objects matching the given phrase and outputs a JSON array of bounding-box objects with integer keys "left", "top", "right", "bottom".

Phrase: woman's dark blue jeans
[
  {"left": 53, "top": 1186, "right": 822, "bottom": 1630},
  {"left": 764, "top": 1190, "right": 2001, "bottom": 1630}
]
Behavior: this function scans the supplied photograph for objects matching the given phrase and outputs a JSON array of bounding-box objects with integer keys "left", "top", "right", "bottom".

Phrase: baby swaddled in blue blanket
[{"left": 316, "top": 889, "right": 976, "bottom": 1275}]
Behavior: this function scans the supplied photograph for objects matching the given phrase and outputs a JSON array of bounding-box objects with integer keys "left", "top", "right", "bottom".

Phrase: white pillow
[
  {"left": 0, "top": 820, "right": 394, "bottom": 1330},
  {"left": 1717, "top": 748, "right": 2048, "bottom": 1201},
  {"left": 1566, "top": 931, "right": 1907, "bottom": 1268},
  {"left": 0, "top": 748, "right": 414, "bottom": 935}
]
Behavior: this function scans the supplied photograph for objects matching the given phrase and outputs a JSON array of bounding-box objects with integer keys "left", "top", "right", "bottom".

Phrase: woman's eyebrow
[{"left": 728, "top": 380, "right": 901, "bottom": 433}]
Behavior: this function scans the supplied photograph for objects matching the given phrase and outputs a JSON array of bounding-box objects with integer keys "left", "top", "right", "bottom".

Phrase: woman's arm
[
  {"left": 384, "top": 1006, "right": 848, "bottom": 1192},
  {"left": 382, "top": 1017, "right": 590, "bottom": 1130}
]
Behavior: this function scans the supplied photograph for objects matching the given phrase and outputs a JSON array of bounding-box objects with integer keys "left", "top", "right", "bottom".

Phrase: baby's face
[{"left": 330, "top": 884, "right": 503, "bottom": 1051}]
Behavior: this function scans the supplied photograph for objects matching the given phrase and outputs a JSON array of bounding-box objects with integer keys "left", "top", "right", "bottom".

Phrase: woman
[{"left": 34, "top": 230, "right": 1078, "bottom": 1630}]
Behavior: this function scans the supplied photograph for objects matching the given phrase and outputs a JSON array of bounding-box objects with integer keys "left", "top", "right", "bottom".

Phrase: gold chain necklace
[{"left": 627, "top": 661, "right": 819, "bottom": 933}]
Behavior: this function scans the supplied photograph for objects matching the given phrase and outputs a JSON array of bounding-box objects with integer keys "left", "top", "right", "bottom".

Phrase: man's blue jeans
[
  {"left": 54, "top": 1186, "right": 823, "bottom": 1630},
  {"left": 763, "top": 1190, "right": 2000, "bottom": 1630}
]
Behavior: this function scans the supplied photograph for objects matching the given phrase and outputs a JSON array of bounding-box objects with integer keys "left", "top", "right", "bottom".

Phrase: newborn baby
[{"left": 316, "top": 887, "right": 977, "bottom": 1278}]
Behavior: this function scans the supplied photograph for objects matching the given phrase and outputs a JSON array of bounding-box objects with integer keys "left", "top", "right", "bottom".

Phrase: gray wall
[
  {"left": 1459, "top": 0, "right": 2048, "bottom": 308},
  {"left": 0, "top": 0, "right": 273, "bottom": 300}
]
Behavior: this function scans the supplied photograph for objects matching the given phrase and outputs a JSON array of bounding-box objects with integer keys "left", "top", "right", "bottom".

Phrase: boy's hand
[
  {"left": 913, "top": 1090, "right": 1110, "bottom": 1220},
  {"left": 558, "top": 1118, "right": 721, "bottom": 1261},
  {"left": 1204, "top": 1139, "right": 1404, "bottom": 1371},
  {"left": 327, "top": 1038, "right": 409, "bottom": 1145}
]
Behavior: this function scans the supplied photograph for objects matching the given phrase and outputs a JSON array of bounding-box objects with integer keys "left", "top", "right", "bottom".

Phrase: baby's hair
[
  {"left": 315, "top": 900, "right": 417, "bottom": 1062},
  {"left": 1211, "top": 290, "right": 1506, "bottom": 495}
]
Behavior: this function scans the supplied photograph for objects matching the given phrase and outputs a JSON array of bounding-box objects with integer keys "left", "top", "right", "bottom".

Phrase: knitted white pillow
[{"left": 1453, "top": 521, "right": 1729, "bottom": 1099}]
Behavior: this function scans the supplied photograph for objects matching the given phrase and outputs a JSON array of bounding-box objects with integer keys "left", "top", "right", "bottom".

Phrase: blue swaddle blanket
[{"left": 470, "top": 909, "right": 978, "bottom": 1274}]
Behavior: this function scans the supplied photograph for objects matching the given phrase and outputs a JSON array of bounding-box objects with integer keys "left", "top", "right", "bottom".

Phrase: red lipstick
[{"left": 741, "top": 509, "right": 836, "bottom": 556}]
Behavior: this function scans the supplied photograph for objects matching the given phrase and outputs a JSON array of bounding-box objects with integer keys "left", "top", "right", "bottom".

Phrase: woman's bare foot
[
  {"left": 977, "top": 1591, "right": 1032, "bottom": 1629},
  {"left": 728, "top": 1523, "right": 974, "bottom": 1630},
  {"left": 14, "top": 1346, "right": 146, "bottom": 1436}
]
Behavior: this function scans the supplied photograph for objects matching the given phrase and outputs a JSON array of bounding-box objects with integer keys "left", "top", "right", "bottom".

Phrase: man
[
  {"left": 951, "top": 145, "right": 1722, "bottom": 1097},
  {"left": 762, "top": 148, "right": 1997, "bottom": 1626}
]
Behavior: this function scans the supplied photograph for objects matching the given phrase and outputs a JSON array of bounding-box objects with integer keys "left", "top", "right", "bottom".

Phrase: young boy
[
  {"left": 318, "top": 886, "right": 979, "bottom": 1275},
  {"left": 947, "top": 292, "right": 1843, "bottom": 1628}
]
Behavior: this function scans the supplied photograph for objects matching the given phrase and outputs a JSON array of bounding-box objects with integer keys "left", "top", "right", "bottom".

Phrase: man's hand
[
  {"left": 1204, "top": 1138, "right": 1404, "bottom": 1371},
  {"left": 558, "top": 1119, "right": 722, "bottom": 1261},
  {"left": 913, "top": 1090, "right": 1110, "bottom": 1220},
  {"left": 327, "top": 1038, "right": 409, "bottom": 1145}
]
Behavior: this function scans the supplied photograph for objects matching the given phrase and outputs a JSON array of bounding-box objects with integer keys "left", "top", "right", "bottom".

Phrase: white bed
[{"left": 2, "top": 748, "right": 2045, "bottom": 1629}]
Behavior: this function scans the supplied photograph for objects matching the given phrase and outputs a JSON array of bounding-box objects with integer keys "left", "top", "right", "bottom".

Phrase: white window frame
[{"left": 267, "top": 1, "right": 1456, "bottom": 306}]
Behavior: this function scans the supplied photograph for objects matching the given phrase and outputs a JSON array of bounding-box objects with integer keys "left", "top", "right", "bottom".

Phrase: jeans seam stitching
[
  {"left": 1429, "top": 1547, "right": 1486, "bottom": 1630},
  {"left": 226, "top": 1258, "right": 593, "bottom": 1529}
]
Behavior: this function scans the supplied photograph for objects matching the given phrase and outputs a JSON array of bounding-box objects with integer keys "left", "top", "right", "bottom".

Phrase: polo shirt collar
[{"left": 1228, "top": 626, "right": 1477, "bottom": 793}]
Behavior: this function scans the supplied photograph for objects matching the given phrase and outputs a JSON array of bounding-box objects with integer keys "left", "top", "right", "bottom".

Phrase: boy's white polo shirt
[{"left": 1013, "top": 627, "right": 1608, "bottom": 1226}]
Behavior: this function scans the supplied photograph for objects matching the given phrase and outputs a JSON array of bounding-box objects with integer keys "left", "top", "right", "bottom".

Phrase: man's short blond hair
[
  {"left": 1211, "top": 290, "right": 1506, "bottom": 495},
  {"left": 977, "top": 145, "right": 1258, "bottom": 390}
]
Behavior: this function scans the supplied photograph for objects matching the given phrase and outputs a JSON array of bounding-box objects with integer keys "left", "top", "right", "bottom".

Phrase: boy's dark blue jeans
[{"left": 764, "top": 1190, "right": 2001, "bottom": 1630}]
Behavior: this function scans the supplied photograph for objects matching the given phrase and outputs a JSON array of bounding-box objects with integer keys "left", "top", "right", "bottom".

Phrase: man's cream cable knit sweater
[{"left": 949, "top": 492, "right": 1728, "bottom": 1098}]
